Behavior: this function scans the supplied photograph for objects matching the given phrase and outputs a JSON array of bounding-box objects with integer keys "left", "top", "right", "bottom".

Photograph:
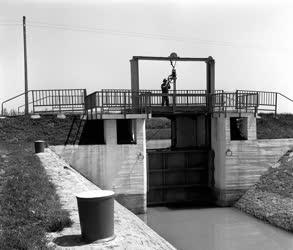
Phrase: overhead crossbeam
[
  {"left": 130, "top": 54, "right": 215, "bottom": 95},
  {"left": 132, "top": 56, "right": 213, "bottom": 62}
]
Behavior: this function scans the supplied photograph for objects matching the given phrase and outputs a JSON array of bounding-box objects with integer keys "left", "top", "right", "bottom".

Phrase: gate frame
[{"left": 130, "top": 54, "right": 215, "bottom": 148}]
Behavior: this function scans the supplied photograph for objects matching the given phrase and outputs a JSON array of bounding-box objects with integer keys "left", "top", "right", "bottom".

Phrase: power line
[
  {"left": 0, "top": 18, "right": 290, "bottom": 51},
  {"left": 27, "top": 21, "right": 290, "bottom": 51}
]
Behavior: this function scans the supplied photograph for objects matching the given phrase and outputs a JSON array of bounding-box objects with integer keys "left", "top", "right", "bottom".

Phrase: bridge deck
[
  {"left": 1, "top": 88, "right": 280, "bottom": 117},
  {"left": 84, "top": 89, "right": 263, "bottom": 118}
]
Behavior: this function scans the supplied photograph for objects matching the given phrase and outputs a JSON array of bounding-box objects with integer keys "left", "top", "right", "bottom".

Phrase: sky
[{"left": 1, "top": 0, "right": 293, "bottom": 112}]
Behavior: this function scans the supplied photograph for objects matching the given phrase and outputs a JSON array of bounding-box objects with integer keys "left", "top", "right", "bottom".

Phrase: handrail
[
  {"left": 1, "top": 91, "right": 32, "bottom": 116},
  {"left": 2, "top": 88, "right": 86, "bottom": 116},
  {"left": 17, "top": 95, "right": 53, "bottom": 114},
  {"left": 277, "top": 92, "right": 293, "bottom": 103}
]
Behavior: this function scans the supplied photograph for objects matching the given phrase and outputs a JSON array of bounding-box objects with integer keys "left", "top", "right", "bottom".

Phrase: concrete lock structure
[
  {"left": 50, "top": 53, "right": 293, "bottom": 212},
  {"left": 53, "top": 115, "right": 148, "bottom": 214}
]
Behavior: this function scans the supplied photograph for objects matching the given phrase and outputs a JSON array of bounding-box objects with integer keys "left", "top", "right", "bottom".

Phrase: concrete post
[{"left": 130, "top": 59, "right": 139, "bottom": 111}]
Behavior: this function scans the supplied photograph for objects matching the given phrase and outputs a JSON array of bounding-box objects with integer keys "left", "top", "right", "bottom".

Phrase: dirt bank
[{"left": 235, "top": 149, "right": 293, "bottom": 232}]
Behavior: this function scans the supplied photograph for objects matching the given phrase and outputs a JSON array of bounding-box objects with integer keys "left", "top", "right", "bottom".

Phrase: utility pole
[{"left": 23, "top": 16, "right": 29, "bottom": 115}]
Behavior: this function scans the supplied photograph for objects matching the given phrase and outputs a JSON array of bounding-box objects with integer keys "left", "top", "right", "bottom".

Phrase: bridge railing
[
  {"left": 237, "top": 90, "right": 277, "bottom": 114},
  {"left": 85, "top": 89, "right": 229, "bottom": 117},
  {"left": 3, "top": 88, "right": 288, "bottom": 117},
  {"left": 212, "top": 92, "right": 259, "bottom": 114},
  {"left": 30, "top": 89, "right": 86, "bottom": 113},
  {"left": 102, "top": 89, "right": 225, "bottom": 107},
  {"left": 1, "top": 89, "right": 86, "bottom": 116},
  {"left": 85, "top": 90, "right": 152, "bottom": 119}
]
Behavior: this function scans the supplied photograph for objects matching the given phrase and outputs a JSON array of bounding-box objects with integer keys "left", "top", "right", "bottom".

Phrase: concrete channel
[{"left": 42, "top": 145, "right": 293, "bottom": 250}]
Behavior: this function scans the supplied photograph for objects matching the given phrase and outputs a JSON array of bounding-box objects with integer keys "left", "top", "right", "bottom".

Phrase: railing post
[
  {"left": 254, "top": 93, "right": 258, "bottom": 116},
  {"left": 275, "top": 92, "right": 278, "bottom": 116},
  {"left": 101, "top": 90, "right": 104, "bottom": 119},
  {"left": 32, "top": 90, "right": 35, "bottom": 114},
  {"left": 235, "top": 90, "right": 239, "bottom": 111},
  {"left": 221, "top": 92, "right": 224, "bottom": 111},
  {"left": 58, "top": 90, "right": 61, "bottom": 113},
  {"left": 83, "top": 89, "right": 87, "bottom": 109},
  {"left": 123, "top": 92, "right": 127, "bottom": 118}
]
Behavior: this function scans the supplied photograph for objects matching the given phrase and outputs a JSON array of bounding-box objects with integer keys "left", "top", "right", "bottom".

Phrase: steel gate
[{"left": 147, "top": 149, "right": 214, "bottom": 206}]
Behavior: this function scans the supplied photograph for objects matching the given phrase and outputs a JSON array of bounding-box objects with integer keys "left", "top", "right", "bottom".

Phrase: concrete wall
[
  {"left": 51, "top": 118, "right": 146, "bottom": 214},
  {"left": 212, "top": 113, "right": 293, "bottom": 205}
]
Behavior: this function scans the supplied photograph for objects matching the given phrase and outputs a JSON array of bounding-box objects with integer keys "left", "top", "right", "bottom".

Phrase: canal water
[
  {"left": 139, "top": 207, "right": 293, "bottom": 250},
  {"left": 144, "top": 140, "right": 293, "bottom": 250}
]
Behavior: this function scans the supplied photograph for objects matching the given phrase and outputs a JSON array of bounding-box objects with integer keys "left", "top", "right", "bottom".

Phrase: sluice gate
[{"left": 147, "top": 148, "right": 214, "bottom": 206}]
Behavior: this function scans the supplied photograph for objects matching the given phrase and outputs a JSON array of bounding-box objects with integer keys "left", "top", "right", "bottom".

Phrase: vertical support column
[
  {"left": 23, "top": 16, "right": 29, "bottom": 115},
  {"left": 206, "top": 56, "right": 215, "bottom": 104},
  {"left": 130, "top": 59, "right": 139, "bottom": 112},
  {"left": 206, "top": 56, "right": 215, "bottom": 149},
  {"left": 171, "top": 117, "right": 176, "bottom": 149}
]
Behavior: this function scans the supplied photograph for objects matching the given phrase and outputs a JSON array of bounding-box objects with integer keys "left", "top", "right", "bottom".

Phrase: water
[
  {"left": 145, "top": 140, "right": 293, "bottom": 249},
  {"left": 139, "top": 207, "right": 293, "bottom": 250},
  {"left": 147, "top": 139, "right": 171, "bottom": 149}
]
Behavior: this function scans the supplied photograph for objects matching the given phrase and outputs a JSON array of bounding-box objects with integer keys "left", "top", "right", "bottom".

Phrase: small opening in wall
[
  {"left": 230, "top": 117, "right": 248, "bottom": 140},
  {"left": 79, "top": 120, "right": 105, "bottom": 145},
  {"left": 117, "top": 119, "right": 136, "bottom": 144}
]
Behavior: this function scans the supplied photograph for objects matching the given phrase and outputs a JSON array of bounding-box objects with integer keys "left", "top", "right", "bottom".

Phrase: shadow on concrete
[{"left": 53, "top": 235, "right": 86, "bottom": 247}]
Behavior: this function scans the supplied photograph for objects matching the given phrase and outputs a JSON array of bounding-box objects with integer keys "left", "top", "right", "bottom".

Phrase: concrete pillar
[
  {"left": 130, "top": 59, "right": 139, "bottom": 92},
  {"left": 130, "top": 59, "right": 139, "bottom": 110},
  {"left": 104, "top": 120, "right": 117, "bottom": 145},
  {"left": 206, "top": 56, "right": 215, "bottom": 94}
]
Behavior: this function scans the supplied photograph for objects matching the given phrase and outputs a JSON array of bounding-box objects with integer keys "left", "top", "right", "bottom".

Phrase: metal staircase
[{"left": 64, "top": 114, "right": 87, "bottom": 145}]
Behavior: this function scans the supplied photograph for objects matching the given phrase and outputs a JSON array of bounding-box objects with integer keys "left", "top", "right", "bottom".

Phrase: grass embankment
[
  {"left": 257, "top": 113, "right": 293, "bottom": 139},
  {"left": 0, "top": 116, "right": 76, "bottom": 249},
  {"left": 0, "top": 115, "right": 78, "bottom": 144},
  {"left": 0, "top": 146, "right": 72, "bottom": 249}
]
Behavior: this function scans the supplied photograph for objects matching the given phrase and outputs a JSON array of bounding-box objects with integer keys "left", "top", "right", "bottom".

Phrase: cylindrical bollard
[
  {"left": 76, "top": 190, "right": 115, "bottom": 243},
  {"left": 34, "top": 140, "right": 45, "bottom": 153}
]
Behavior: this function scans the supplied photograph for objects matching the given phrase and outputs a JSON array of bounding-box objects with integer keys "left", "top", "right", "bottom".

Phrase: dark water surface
[{"left": 139, "top": 207, "right": 293, "bottom": 250}]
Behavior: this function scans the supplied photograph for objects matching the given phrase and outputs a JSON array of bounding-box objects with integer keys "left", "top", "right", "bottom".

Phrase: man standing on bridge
[{"left": 161, "top": 78, "right": 171, "bottom": 106}]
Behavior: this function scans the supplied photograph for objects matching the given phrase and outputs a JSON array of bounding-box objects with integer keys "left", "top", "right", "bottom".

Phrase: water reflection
[
  {"left": 139, "top": 207, "right": 293, "bottom": 250},
  {"left": 147, "top": 139, "right": 171, "bottom": 150}
]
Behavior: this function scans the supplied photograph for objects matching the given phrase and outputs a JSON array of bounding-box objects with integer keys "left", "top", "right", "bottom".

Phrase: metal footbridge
[{"left": 1, "top": 88, "right": 291, "bottom": 117}]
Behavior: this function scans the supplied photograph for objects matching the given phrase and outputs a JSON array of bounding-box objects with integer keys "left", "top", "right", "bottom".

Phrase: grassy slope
[
  {"left": 257, "top": 113, "right": 293, "bottom": 139},
  {"left": 0, "top": 116, "right": 75, "bottom": 249},
  {"left": 0, "top": 115, "right": 79, "bottom": 145},
  {"left": 0, "top": 147, "right": 72, "bottom": 249}
]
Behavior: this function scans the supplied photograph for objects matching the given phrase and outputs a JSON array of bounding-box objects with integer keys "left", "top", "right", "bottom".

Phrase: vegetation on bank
[
  {"left": 0, "top": 114, "right": 79, "bottom": 145},
  {"left": 257, "top": 113, "right": 293, "bottom": 139},
  {"left": 0, "top": 115, "right": 74, "bottom": 249},
  {"left": 0, "top": 145, "right": 72, "bottom": 249}
]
